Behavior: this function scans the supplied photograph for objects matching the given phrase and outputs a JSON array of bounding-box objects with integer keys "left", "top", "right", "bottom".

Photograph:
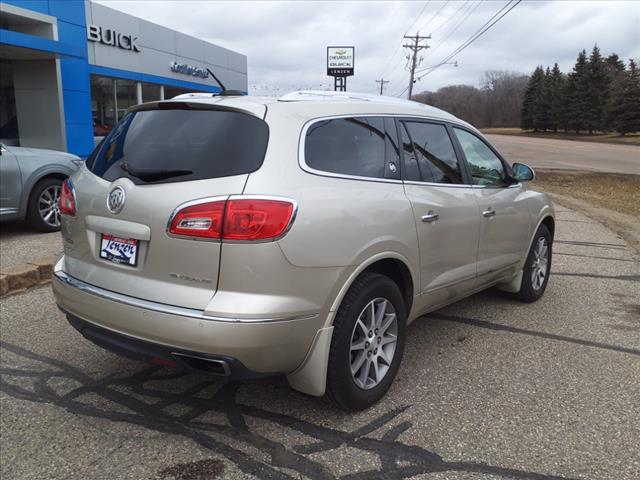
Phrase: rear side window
[
  {"left": 86, "top": 108, "right": 269, "bottom": 184},
  {"left": 304, "top": 117, "right": 399, "bottom": 180},
  {"left": 401, "top": 121, "right": 463, "bottom": 184}
]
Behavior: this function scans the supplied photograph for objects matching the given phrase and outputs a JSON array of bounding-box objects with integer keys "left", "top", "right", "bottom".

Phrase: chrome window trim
[
  {"left": 54, "top": 270, "right": 318, "bottom": 323},
  {"left": 403, "top": 180, "right": 473, "bottom": 189},
  {"left": 298, "top": 113, "right": 435, "bottom": 185}
]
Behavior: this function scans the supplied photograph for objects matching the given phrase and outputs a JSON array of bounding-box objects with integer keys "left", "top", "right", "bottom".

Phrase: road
[
  {"left": 486, "top": 134, "right": 640, "bottom": 175},
  {"left": 1, "top": 205, "right": 639, "bottom": 480}
]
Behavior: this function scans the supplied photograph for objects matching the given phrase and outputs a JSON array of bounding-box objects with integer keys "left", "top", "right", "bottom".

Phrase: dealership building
[{"left": 0, "top": 0, "right": 248, "bottom": 157}]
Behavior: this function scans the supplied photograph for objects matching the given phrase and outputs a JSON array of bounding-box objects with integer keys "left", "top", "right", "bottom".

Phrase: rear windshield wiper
[{"left": 120, "top": 162, "right": 193, "bottom": 182}]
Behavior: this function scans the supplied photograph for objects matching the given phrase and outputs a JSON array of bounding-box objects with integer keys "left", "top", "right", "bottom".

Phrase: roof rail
[
  {"left": 171, "top": 92, "right": 217, "bottom": 100},
  {"left": 278, "top": 90, "right": 420, "bottom": 105}
]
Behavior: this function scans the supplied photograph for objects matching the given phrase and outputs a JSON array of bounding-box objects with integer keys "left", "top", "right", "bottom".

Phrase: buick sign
[
  {"left": 87, "top": 25, "right": 141, "bottom": 52},
  {"left": 107, "top": 186, "right": 126, "bottom": 214}
]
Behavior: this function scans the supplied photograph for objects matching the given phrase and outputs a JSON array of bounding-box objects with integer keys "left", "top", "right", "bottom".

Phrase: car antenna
[{"left": 206, "top": 68, "right": 245, "bottom": 97}]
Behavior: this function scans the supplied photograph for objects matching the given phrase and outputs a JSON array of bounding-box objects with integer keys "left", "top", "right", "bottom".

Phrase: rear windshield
[{"left": 86, "top": 107, "right": 269, "bottom": 184}]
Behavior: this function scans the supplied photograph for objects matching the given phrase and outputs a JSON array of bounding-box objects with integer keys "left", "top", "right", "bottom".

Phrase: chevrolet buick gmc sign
[
  {"left": 327, "top": 46, "right": 354, "bottom": 76},
  {"left": 87, "top": 25, "right": 141, "bottom": 52}
]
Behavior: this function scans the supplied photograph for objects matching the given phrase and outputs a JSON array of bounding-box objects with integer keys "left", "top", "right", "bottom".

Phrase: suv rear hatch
[{"left": 61, "top": 101, "right": 269, "bottom": 310}]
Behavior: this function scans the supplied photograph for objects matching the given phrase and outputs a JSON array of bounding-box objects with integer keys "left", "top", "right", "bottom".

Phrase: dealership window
[
  {"left": 90, "top": 75, "right": 201, "bottom": 141},
  {"left": 164, "top": 85, "right": 192, "bottom": 100},
  {"left": 116, "top": 79, "right": 137, "bottom": 121},
  {"left": 90, "top": 75, "right": 116, "bottom": 137},
  {"left": 0, "top": 61, "right": 18, "bottom": 144},
  {"left": 141, "top": 82, "right": 161, "bottom": 103}
]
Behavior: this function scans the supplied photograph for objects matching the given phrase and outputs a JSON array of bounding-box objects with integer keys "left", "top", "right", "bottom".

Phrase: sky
[{"left": 97, "top": 0, "right": 640, "bottom": 98}]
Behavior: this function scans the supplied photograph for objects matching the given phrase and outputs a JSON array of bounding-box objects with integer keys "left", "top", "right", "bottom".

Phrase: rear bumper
[
  {"left": 66, "top": 313, "right": 264, "bottom": 378},
  {"left": 52, "top": 261, "right": 324, "bottom": 374}
]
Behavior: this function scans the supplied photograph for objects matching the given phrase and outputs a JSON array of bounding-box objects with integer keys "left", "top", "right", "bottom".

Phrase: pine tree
[
  {"left": 549, "top": 63, "right": 566, "bottom": 133},
  {"left": 542, "top": 67, "right": 554, "bottom": 131},
  {"left": 585, "top": 45, "right": 610, "bottom": 134},
  {"left": 608, "top": 59, "right": 640, "bottom": 135},
  {"left": 521, "top": 66, "right": 545, "bottom": 131},
  {"left": 566, "top": 50, "right": 590, "bottom": 133},
  {"left": 605, "top": 53, "right": 626, "bottom": 75},
  {"left": 605, "top": 54, "right": 627, "bottom": 131},
  {"left": 626, "top": 59, "right": 640, "bottom": 133}
]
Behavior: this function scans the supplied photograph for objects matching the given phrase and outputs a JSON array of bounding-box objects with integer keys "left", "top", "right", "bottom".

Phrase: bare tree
[{"left": 413, "top": 70, "right": 528, "bottom": 128}]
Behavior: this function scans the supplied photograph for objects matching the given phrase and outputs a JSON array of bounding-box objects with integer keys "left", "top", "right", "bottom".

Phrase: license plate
[{"left": 100, "top": 234, "right": 139, "bottom": 266}]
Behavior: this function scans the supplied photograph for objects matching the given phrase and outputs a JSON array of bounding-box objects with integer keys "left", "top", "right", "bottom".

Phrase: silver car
[
  {"left": 52, "top": 91, "right": 554, "bottom": 411},
  {"left": 0, "top": 143, "right": 83, "bottom": 231}
]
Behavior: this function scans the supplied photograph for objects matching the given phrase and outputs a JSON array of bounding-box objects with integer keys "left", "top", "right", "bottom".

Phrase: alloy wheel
[
  {"left": 531, "top": 237, "right": 549, "bottom": 291},
  {"left": 349, "top": 297, "right": 398, "bottom": 390},
  {"left": 38, "top": 185, "right": 62, "bottom": 228}
]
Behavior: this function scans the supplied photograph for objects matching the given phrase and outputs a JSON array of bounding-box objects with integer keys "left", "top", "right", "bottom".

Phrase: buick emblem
[{"left": 107, "top": 186, "right": 126, "bottom": 214}]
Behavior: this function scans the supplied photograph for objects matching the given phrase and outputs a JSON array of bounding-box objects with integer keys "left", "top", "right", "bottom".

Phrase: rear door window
[
  {"left": 401, "top": 121, "right": 463, "bottom": 184},
  {"left": 86, "top": 107, "right": 269, "bottom": 184},
  {"left": 304, "top": 116, "right": 399, "bottom": 180}
]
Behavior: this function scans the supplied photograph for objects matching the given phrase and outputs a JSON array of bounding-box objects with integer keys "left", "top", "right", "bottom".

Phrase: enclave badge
[{"left": 107, "top": 186, "right": 126, "bottom": 214}]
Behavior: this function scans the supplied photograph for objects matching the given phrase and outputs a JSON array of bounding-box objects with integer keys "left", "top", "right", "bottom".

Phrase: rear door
[
  {"left": 451, "top": 127, "right": 530, "bottom": 280},
  {"left": 61, "top": 104, "right": 269, "bottom": 310},
  {"left": 399, "top": 119, "right": 480, "bottom": 306}
]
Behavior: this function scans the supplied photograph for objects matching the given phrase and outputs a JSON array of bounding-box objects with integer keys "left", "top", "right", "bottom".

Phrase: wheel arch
[
  {"left": 20, "top": 169, "right": 72, "bottom": 218},
  {"left": 326, "top": 252, "right": 417, "bottom": 329},
  {"left": 287, "top": 252, "right": 416, "bottom": 398}
]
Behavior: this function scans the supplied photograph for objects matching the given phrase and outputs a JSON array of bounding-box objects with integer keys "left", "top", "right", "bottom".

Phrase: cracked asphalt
[{"left": 1, "top": 204, "right": 639, "bottom": 480}]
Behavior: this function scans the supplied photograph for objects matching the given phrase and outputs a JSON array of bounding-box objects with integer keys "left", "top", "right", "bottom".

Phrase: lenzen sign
[
  {"left": 327, "top": 46, "right": 354, "bottom": 76},
  {"left": 87, "top": 25, "right": 141, "bottom": 52}
]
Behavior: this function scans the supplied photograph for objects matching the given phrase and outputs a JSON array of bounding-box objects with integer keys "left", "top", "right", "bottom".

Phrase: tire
[
  {"left": 513, "top": 224, "right": 552, "bottom": 302},
  {"left": 26, "top": 177, "right": 63, "bottom": 232},
  {"left": 326, "top": 272, "right": 407, "bottom": 411}
]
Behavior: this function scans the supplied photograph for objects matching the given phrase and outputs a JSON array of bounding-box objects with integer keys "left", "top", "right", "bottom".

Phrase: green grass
[{"left": 481, "top": 128, "right": 640, "bottom": 146}]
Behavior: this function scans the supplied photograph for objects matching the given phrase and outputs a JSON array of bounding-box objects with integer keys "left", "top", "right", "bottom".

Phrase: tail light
[
  {"left": 168, "top": 196, "right": 296, "bottom": 241},
  {"left": 59, "top": 179, "right": 76, "bottom": 216},
  {"left": 168, "top": 200, "right": 225, "bottom": 239}
]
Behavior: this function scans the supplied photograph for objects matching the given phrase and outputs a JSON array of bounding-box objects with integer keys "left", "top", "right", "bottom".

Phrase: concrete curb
[{"left": 0, "top": 256, "right": 57, "bottom": 298}]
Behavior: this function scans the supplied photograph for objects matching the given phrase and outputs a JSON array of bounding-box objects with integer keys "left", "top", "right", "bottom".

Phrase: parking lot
[{"left": 1, "top": 204, "right": 639, "bottom": 480}]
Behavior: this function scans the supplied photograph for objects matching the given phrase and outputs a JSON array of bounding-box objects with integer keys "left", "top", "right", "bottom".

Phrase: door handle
[
  {"left": 482, "top": 208, "right": 496, "bottom": 218},
  {"left": 421, "top": 211, "right": 439, "bottom": 223}
]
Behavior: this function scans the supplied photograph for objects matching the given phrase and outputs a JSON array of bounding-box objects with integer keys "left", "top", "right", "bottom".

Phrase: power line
[
  {"left": 396, "top": 85, "right": 410, "bottom": 98},
  {"left": 420, "top": 0, "right": 483, "bottom": 65},
  {"left": 379, "top": 1, "right": 431, "bottom": 79},
  {"left": 415, "top": 0, "right": 451, "bottom": 34},
  {"left": 416, "top": 0, "right": 521, "bottom": 79},
  {"left": 429, "top": 0, "right": 472, "bottom": 37}
]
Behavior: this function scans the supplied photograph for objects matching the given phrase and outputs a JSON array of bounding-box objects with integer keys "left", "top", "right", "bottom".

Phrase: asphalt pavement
[
  {"left": 486, "top": 134, "right": 640, "bottom": 175},
  {"left": 1, "top": 204, "right": 639, "bottom": 480},
  {"left": 0, "top": 221, "right": 62, "bottom": 270}
]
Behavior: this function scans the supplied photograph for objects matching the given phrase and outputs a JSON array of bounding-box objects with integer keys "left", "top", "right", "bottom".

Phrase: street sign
[{"left": 327, "top": 46, "right": 354, "bottom": 77}]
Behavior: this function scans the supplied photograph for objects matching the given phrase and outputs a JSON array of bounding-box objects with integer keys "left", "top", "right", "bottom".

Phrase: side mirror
[{"left": 511, "top": 162, "right": 535, "bottom": 182}]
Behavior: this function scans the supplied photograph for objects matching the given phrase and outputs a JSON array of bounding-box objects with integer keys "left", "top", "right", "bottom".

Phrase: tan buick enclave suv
[{"left": 52, "top": 91, "right": 554, "bottom": 410}]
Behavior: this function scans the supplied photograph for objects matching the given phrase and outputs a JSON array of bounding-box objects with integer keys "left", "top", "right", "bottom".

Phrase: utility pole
[
  {"left": 403, "top": 33, "right": 430, "bottom": 99},
  {"left": 375, "top": 79, "right": 389, "bottom": 95}
]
